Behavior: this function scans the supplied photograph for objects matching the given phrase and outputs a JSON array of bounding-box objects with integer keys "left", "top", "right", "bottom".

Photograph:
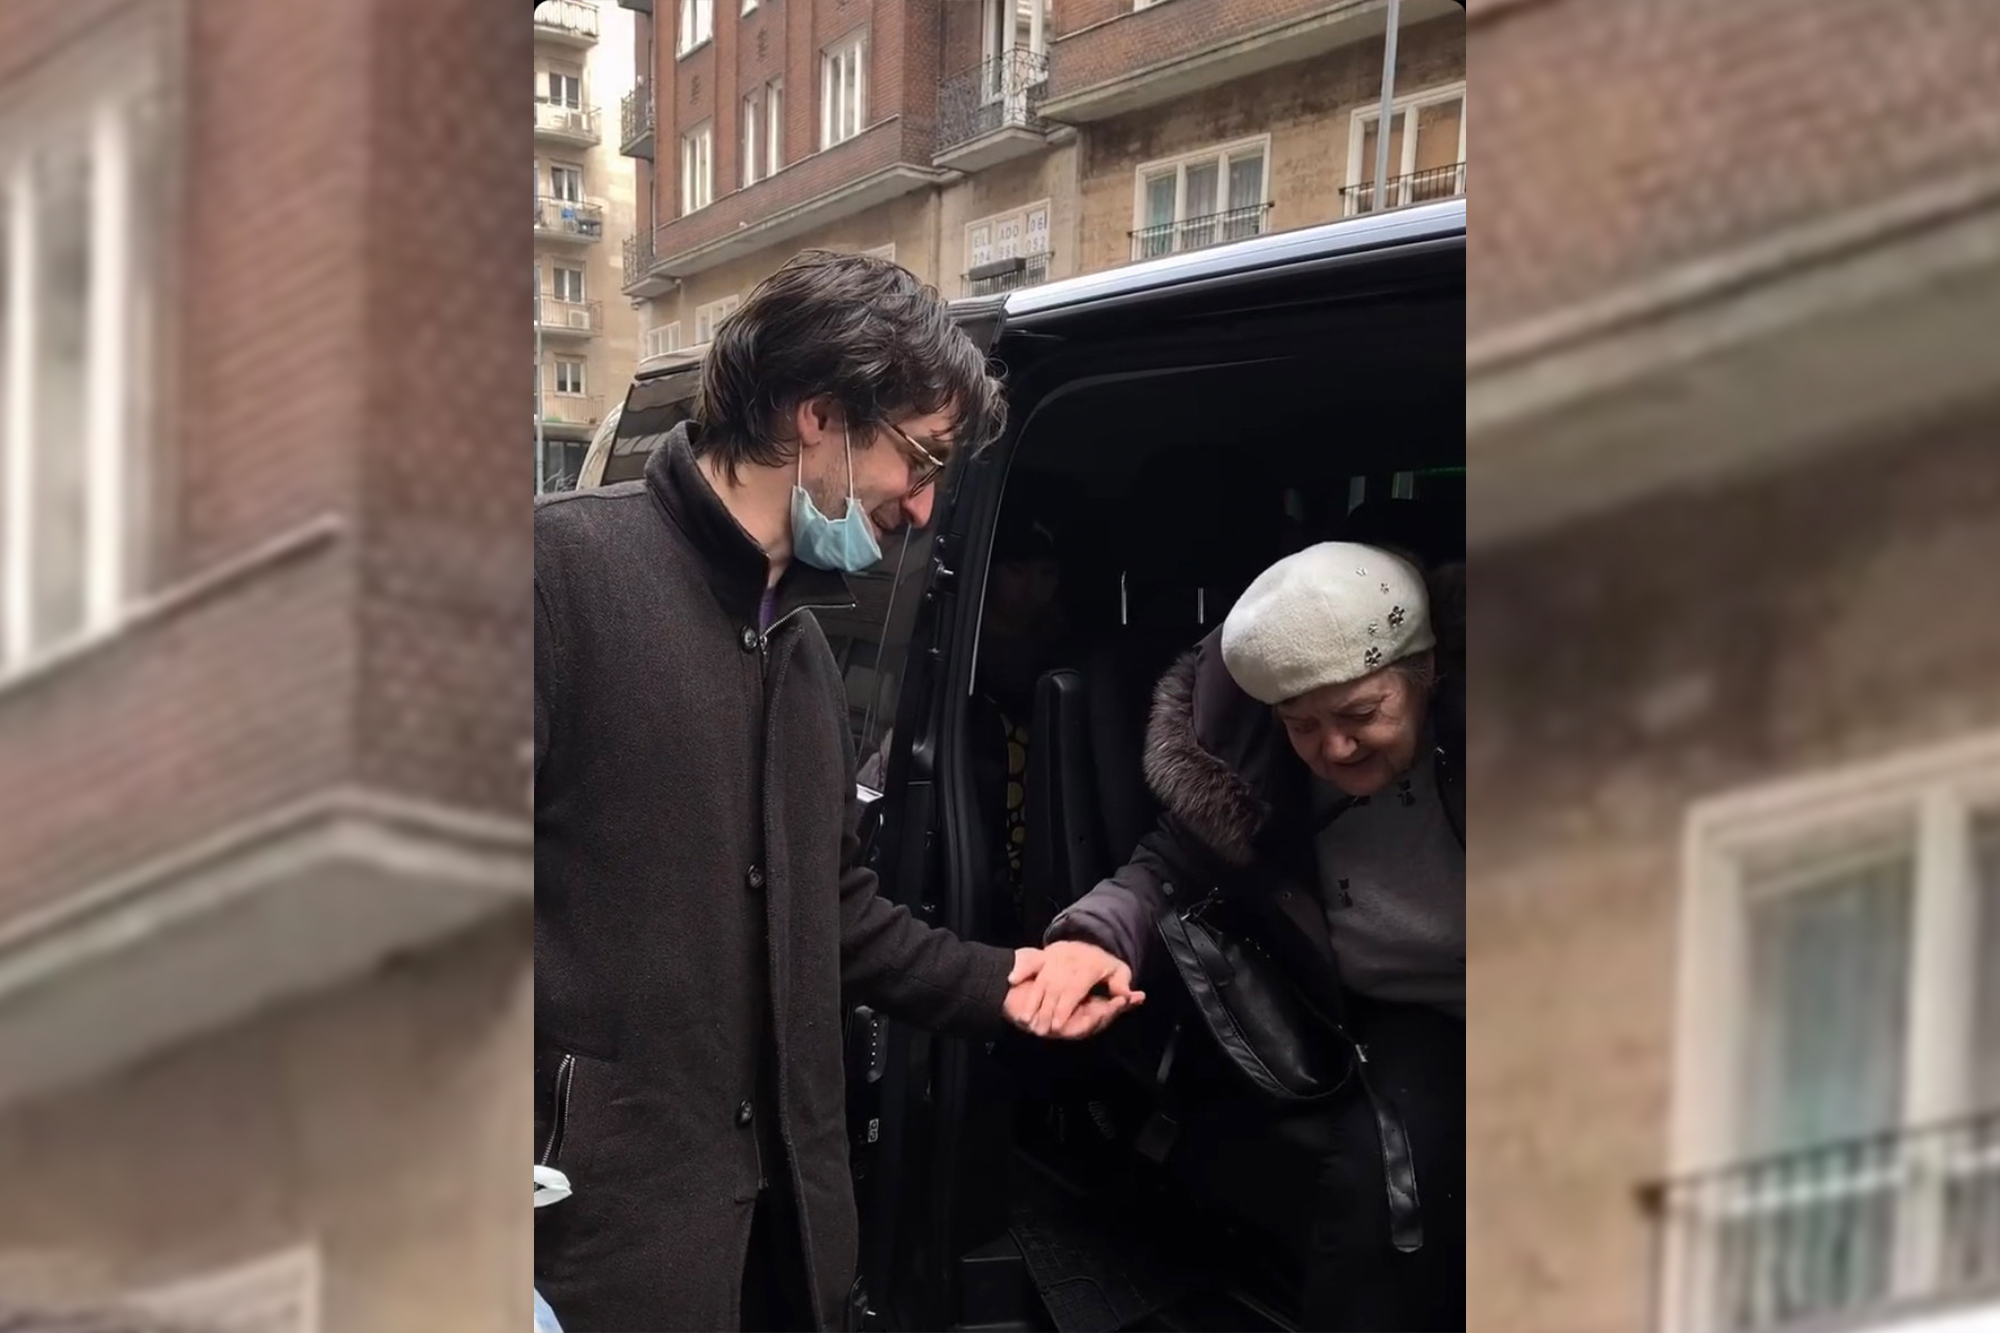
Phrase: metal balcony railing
[
  {"left": 622, "top": 231, "right": 655, "bottom": 290},
  {"left": 535, "top": 102, "right": 602, "bottom": 143},
  {"left": 533, "top": 0, "right": 601, "bottom": 41},
  {"left": 964, "top": 251, "right": 1051, "bottom": 297},
  {"left": 937, "top": 49, "right": 1049, "bottom": 154},
  {"left": 1340, "top": 162, "right": 1466, "bottom": 217},
  {"left": 534, "top": 196, "right": 605, "bottom": 240},
  {"left": 621, "top": 84, "right": 656, "bottom": 158},
  {"left": 1642, "top": 1108, "right": 2000, "bottom": 1333},
  {"left": 537, "top": 394, "right": 605, "bottom": 428},
  {"left": 1129, "top": 203, "right": 1270, "bottom": 262},
  {"left": 535, "top": 297, "right": 604, "bottom": 334}
]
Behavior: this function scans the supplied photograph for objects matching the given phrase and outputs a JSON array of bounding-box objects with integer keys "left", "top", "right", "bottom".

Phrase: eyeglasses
[{"left": 883, "top": 421, "right": 950, "bottom": 497}]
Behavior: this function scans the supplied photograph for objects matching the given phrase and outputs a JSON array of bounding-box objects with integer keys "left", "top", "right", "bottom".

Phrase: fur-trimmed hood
[{"left": 1140, "top": 645, "right": 1277, "bottom": 868}]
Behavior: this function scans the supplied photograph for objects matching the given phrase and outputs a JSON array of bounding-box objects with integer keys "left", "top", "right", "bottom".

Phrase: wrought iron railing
[
  {"left": 620, "top": 83, "right": 655, "bottom": 157},
  {"left": 534, "top": 102, "right": 601, "bottom": 143},
  {"left": 534, "top": 196, "right": 605, "bottom": 240},
  {"left": 937, "top": 49, "right": 1049, "bottom": 154},
  {"left": 534, "top": 298, "right": 604, "bottom": 334},
  {"left": 1340, "top": 162, "right": 1466, "bottom": 217},
  {"left": 1642, "top": 1109, "right": 2000, "bottom": 1333},
  {"left": 964, "top": 252, "right": 1051, "bottom": 297},
  {"left": 1129, "top": 203, "right": 1270, "bottom": 261},
  {"left": 533, "top": 0, "right": 601, "bottom": 41},
  {"left": 622, "top": 231, "right": 656, "bottom": 292}
]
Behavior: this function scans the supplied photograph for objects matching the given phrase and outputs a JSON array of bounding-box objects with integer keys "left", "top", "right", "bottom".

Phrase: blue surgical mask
[{"left": 791, "top": 425, "right": 883, "bottom": 573}]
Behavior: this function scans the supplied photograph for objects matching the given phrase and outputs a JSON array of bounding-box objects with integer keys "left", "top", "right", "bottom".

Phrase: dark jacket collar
[{"left": 646, "top": 422, "right": 856, "bottom": 628}]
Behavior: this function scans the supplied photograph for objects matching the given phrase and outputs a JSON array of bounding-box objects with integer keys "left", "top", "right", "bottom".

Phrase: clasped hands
[{"left": 1002, "top": 940, "right": 1145, "bottom": 1040}]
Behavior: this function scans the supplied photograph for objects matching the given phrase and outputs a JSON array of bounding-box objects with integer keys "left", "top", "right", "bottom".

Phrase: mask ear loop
[{"left": 842, "top": 421, "right": 858, "bottom": 509}]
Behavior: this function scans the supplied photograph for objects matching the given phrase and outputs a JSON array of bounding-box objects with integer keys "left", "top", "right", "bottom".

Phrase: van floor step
[{"left": 1006, "top": 1205, "right": 1199, "bottom": 1333}]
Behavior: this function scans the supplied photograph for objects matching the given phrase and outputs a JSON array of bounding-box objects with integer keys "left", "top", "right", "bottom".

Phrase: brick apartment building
[
  {"left": 535, "top": 0, "right": 641, "bottom": 490},
  {"left": 614, "top": 0, "right": 1465, "bottom": 353},
  {"left": 1466, "top": 2, "right": 2000, "bottom": 1332},
  {"left": 0, "top": 0, "right": 531, "bottom": 1329}
]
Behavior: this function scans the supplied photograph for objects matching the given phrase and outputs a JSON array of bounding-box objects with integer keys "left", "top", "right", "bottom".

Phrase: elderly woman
[{"left": 1029, "top": 541, "right": 1464, "bottom": 1332}]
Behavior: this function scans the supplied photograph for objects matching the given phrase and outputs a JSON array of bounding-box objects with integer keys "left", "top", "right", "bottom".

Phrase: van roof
[{"left": 630, "top": 199, "right": 1465, "bottom": 383}]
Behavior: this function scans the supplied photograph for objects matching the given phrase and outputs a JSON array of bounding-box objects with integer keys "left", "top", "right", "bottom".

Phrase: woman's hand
[{"left": 1015, "top": 939, "right": 1144, "bottom": 1039}]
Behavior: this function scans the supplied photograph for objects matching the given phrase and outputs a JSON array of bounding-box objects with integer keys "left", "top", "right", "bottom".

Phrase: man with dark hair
[{"left": 533, "top": 252, "right": 1131, "bottom": 1331}]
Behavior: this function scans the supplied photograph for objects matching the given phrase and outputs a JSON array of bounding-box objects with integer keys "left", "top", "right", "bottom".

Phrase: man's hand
[{"left": 1004, "top": 940, "right": 1143, "bottom": 1040}]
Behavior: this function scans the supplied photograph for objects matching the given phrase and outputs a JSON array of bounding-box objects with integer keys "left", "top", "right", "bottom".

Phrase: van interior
[{"left": 875, "top": 284, "right": 1464, "bottom": 1331}]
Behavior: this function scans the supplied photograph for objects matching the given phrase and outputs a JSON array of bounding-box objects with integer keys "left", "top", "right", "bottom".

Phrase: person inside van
[{"left": 1023, "top": 541, "right": 1466, "bottom": 1331}]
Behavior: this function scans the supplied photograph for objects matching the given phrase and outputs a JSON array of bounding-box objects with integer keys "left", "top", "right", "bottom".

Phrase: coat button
[
  {"left": 736, "top": 1100, "right": 754, "bottom": 1127},
  {"left": 740, "top": 626, "right": 759, "bottom": 652},
  {"left": 746, "top": 865, "right": 766, "bottom": 891}
]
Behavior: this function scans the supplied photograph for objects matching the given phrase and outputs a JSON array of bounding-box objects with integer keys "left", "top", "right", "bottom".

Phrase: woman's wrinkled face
[{"left": 1274, "top": 665, "right": 1428, "bottom": 797}]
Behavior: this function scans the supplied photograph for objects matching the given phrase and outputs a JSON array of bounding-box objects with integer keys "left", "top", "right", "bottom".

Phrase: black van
[{"left": 589, "top": 200, "right": 1464, "bottom": 1331}]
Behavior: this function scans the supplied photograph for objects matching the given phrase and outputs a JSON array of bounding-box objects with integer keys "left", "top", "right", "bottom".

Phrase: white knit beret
[{"left": 1220, "top": 542, "right": 1434, "bottom": 706}]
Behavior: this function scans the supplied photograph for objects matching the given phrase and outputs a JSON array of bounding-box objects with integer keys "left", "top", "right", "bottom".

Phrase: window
[
  {"left": 548, "top": 163, "right": 584, "bottom": 201},
  {"left": 2, "top": 37, "right": 162, "bottom": 677},
  {"left": 694, "top": 294, "right": 739, "bottom": 345},
  {"left": 766, "top": 79, "right": 784, "bottom": 173},
  {"left": 541, "top": 69, "right": 583, "bottom": 109},
  {"left": 1132, "top": 139, "right": 1267, "bottom": 260},
  {"left": 553, "top": 359, "right": 586, "bottom": 395},
  {"left": 964, "top": 200, "right": 1052, "bottom": 296},
  {"left": 128, "top": 1246, "right": 320, "bottom": 1333},
  {"left": 1344, "top": 83, "right": 1466, "bottom": 217},
  {"left": 681, "top": 122, "right": 713, "bottom": 214},
  {"left": 678, "top": 0, "right": 713, "bottom": 54},
  {"left": 741, "top": 93, "right": 761, "bottom": 187},
  {"left": 821, "top": 31, "right": 867, "bottom": 149},
  {"left": 550, "top": 265, "right": 586, "bottom": 302},
  {"left": 642, "top": 321, "right": 682, "bottom": 360},
  {"left": 1660, "top": 734, "right": 2000, "bottom": 1333}
]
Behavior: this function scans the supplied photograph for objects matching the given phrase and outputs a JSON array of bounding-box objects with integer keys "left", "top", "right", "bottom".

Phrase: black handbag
[{"left": 1154, "top": 889, "right": 1425, "bottom": 1252}]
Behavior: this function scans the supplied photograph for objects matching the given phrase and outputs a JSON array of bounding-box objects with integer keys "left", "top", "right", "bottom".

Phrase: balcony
[
  {"left": 534, "top": 297, "right": 604, "bottom": 337},
  {"left": 1643, "top": 1110, "right": 2000, "bottom": 1333},
  {"left": 535, "top": 101, "right": 602, "bottom": 148},
  {"left": 537, "top": 394, "right": 606, "bottom": 439},
  {"left": 936, "top": 50, "right": 1052, "bottom": 172},
  {"left": 1041, "top": 0, "right": 1459, "bottom": 124},
  {"left": 643, "top": 120, "right": 948, "bottom": 280},
  {"left": 1342, "top": 162, "right": 1466, "bottom": 218},
  {"left": 533, "top": 0, "right": 601, "bottom": 46},
  {"left": 621, "top": 83, "right": 656, "bottom": 160},
  {"left": 1129, "top": 203, "right": 1271, "bottom": 262},
  {"left": 534, "top": 195, "right": 605, "bottom": 243},
  {"left": 623, "top": 230, "right": 675, "bottom": 298},
  {"left": 964, "top": 251, "right": 1052, "bottom": 298}
]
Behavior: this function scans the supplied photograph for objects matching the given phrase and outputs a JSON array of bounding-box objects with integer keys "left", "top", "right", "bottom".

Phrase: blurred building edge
[
  {"left": 1466, "top": 2, "right": 2000, "bottom": 1333},
  {"left": 0, "top": 0, "right": 531, "bottom": 1330}
]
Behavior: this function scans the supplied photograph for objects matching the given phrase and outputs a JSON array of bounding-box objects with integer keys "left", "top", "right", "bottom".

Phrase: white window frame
[
  {"left": 1131, "top": 135, "right": 1269, "bottom": 256},
  {"left": 820, "top": 30, "right": 868, "bottom": 150},
  {"left": 548, "top": 162, "right": 585, "bottom": 202},
  {"left": 741, "top": 92, "right": 761, "bottom": 188},
  {"left": 1663, "top": 729, "right": 2000, "bottom": 1333},
  {"left": 1344, "top": 80, "right": 1467, "bottom": 213},
  {"left": 1, "top": 31, "right": 159, "bottom": 679},
  {"left": 550, "top": 264, "right": 586, "bottom": 302},
  {"left": 552, "top": 358, "right": 587, "bottom": 396},
  {"left": 129, "top": 1245, "right": 321, "bottom": 1333},
  {"left": 681, "top": 121, "right": 714, "bottom": 215},
  {"left": 678, "top": 0, "right": 714, "bottom": 55},
  {"left": 541, "top": 67, "right": 583, "bottom": 109},
  {"left": 766, "top": 78, "right": 785, "bottom": 174},
  {"left": 642, "top": 321, "right": 682, "bottom": 360},
  {"left": 693, "top": 294, "right": 740, "bottom": 345}
]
